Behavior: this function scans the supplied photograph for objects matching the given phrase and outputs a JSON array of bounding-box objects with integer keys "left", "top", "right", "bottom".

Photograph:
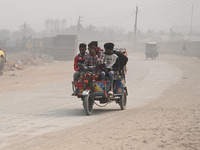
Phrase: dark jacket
[{"left": 113, "top": 50, "right": 128, "bottom": 69}]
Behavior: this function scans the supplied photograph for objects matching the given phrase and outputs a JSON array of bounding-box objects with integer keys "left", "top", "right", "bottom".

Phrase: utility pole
[
  {"left": 133, "top": 5, "right": 138, "bottom": 50},
  {"left": 77, "top": 15, "right": 82, "bottom": 38},
  {"left": 189, "top": 5, "right": 193, "bottom": 40}
]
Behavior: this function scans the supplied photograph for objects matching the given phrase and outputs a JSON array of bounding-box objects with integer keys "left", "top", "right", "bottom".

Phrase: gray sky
[{"left": 0, "top": 0, "right": 200, "bottom": 32}]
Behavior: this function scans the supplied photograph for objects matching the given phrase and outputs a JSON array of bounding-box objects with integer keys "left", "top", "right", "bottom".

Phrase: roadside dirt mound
[{"left": 4, "top": 51, "right": 53, "bottom": 71}]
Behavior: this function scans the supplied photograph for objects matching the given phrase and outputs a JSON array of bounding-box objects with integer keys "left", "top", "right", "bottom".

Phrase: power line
[
  {"left": 141, "top": 0, "right": 190, "bottom": 13},
  {"left": 84, "top": 8, "right": 133, "bottom": 21},
  {"left": 141, "top": 0, "right": 183, "bottom": 10},
  {"left": 83, "top": 12, "right": 134, "bottom": 26},
  {"left": 111, "top": 14, "right": 134, "bottom": 25}
]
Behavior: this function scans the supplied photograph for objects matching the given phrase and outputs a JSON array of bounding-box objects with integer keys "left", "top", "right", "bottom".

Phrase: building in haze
[
  {"left": 61, "top": 18, "right": 67, "bottom": 30},
  {"left": 45, "top": 18, "right": 66, "bottom": 31}
]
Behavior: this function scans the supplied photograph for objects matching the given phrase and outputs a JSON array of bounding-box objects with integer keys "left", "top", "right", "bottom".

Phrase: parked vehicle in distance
[{"left": 145, "top": 42, "right": 158, "bottom": 60}]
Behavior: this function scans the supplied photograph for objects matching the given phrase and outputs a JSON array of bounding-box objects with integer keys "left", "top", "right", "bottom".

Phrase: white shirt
[{"left": 104, "top": 53, "right": 118, "bottom": 68}]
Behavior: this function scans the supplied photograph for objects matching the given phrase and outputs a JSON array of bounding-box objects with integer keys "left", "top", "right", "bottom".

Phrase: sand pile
[{"left": 4, "top": 51, "right": 53, "bottom": 71}]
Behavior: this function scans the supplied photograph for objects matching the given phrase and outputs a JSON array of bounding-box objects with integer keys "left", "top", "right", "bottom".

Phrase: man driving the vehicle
[
  {"left": 73, "top": 43, "right": 88, "bottom": 82},
  {"left": 83, "top": 41, "right": 105, "bottom": 78}
]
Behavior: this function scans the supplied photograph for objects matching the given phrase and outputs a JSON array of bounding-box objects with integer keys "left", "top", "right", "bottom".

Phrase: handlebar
[{"left": 78, "top": 63, "right": 107, "bottom": 73}]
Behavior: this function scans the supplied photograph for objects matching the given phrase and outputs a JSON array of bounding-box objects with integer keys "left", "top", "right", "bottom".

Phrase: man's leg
[
  {"left": 108, "top": 71, "right": 114, "bottom": 87},
  {"left": 79, "top": 71, "right": 85, "bottom": 81},
  {"left": 72, "top": 71, "right": 81, "bottom": 96},
  {"left": 100, "top": 71, "right": 106, "bottom": 81},
  {"left": 73, "top": 71, "right": 80, "bottom": 81},
  {"left": 108, "top": 71, "right": 114, "bottom": 95}
]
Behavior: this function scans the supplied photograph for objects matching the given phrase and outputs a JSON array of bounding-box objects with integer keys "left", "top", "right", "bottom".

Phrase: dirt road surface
[{"left": 0, "top": 52, "right": 200, "bottom": 150}]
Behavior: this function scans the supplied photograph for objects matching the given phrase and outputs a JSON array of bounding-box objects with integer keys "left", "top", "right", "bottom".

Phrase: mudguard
[{"left": 82, "top": 90, "right": 90, "bottom": 96}]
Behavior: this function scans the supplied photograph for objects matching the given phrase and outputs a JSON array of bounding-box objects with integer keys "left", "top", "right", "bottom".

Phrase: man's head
[
  {"left": 79, "top": 43, "right": 86, "bottom": 56},
  {"left": 90, "top": 41, "right": 98, "bottom": 47},
  {"left": 104, "top": 43, "right": 108, "bottom": 50},
  {"left": 104, "top": 43, "right": 114, "bottom": 55},
  {"left": 88, "top": 41, "right": 98, "bottom": 54}
]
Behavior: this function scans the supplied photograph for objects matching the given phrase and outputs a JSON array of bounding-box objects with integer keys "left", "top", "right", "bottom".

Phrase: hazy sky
[{"left": 0, "top": 0, "right": 200, "bottom": 32}]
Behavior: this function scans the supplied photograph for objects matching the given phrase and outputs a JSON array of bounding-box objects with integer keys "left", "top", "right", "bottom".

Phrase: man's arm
[
  {"left": 112, "top": 57, "right": 120, "bottom": 71},
  {"left": 82, "top": 54, "right": 88, "bottom": 67},
  {"left": 74, "top": 56, "right": 79, "bottom": 71},
  {"left": 94, "top": 52, "right": 105, "bottom": 64},
  {"left": 115, "top": 51, "right": 128, "bottom": 68}
]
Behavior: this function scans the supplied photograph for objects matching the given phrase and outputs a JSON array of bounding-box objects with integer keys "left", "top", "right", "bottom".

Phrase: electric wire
[{"left": 80, "top": 0, "right": 200, "bottom": 32}]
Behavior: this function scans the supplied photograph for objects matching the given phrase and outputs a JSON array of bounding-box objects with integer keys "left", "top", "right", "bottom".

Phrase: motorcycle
[{"left": 72, "top": 63, "right": 128, "bottom": 115}]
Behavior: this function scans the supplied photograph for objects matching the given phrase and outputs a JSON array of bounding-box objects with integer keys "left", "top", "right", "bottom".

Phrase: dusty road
[{"left": 0, "top": 52, "right": 200, "bottom": 150}]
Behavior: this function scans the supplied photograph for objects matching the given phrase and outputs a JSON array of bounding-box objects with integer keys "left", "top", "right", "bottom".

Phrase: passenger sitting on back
[
  {"left": 102, "top": 43, "right": 120, "bottom": 95},
  {"left": 113, "top": 49, "right": 128, "bottom": 76},
  {"left": 104, "top": 43, "right": 128, "bottom": 75}
]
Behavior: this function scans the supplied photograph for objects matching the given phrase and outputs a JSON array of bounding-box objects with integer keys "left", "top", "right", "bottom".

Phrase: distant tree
[
  {"left": 127, "top": 31, "right": 133, "bottom": 43},
  {"left": 168, "top": 29, "right": 183, "bottom": 41},
  {"left": 86, "top": 24, "right": 96, "bottom": 39},
  {"left": 19, "top": 22, "right": 34, "bottom": 38},
  {"left": 87, "top": 24, "right": 95, "bottom": 32},
  {"left": 159, "top": 30, "right": 165, "bottom": 36},
  {"left": 169, "top": 29, "right": 175, "bottom": 41},
  {"left": 11, "top": 31, "right": 21, "bottom": 40},
  {"left": 147, "top": 29, "right": 155, "bottom": 37},
  {"left": 67, "top": 25, "right": 77, "bottom": 35},
  {"left": 136, "top": 29, "right": 146, "bottom": 41},
  {"left": 0, "top": 29, "right": 10, "bottom": 40}
]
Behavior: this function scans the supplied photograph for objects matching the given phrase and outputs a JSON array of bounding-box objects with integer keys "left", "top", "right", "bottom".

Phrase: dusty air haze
[
  {"left": 1, "top": 0, "right": 200, "bottom": 32},
  {"left": 0, "top": 0, "right": 200, "bottom": 150}
]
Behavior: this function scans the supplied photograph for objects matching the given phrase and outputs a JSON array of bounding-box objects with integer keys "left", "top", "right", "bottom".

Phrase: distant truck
[
  {"left": 52, "top": 35, "right": 78, "bottom": 61},
  {"left": 31, "top": 38, "right": 42, "bottom": 53},
  {"left": 41, "top": 37, "right": 53, "bottom": 56}
]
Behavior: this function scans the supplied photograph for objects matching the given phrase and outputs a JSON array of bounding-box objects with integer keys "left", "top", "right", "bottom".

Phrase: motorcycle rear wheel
[{"left": 119, "top": 90, "right": 127, "bottom": 110}]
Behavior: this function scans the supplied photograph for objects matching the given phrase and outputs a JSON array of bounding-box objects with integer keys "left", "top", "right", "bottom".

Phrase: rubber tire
[
  {"left": 0, "top": 58, "right": 4, "bottom": 75},
  {"left": 120, "top": 90, "right": 127, "bottom": 110},
  {"left": 83, "top": 93, "right": 93, "bottom": 115}
]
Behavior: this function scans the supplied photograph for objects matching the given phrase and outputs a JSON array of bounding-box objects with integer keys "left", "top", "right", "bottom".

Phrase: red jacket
[{"left": 74, "top": 53, "right": 87, "bottom": 71}]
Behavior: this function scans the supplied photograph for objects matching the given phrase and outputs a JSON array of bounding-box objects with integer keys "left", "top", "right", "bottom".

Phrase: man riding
[
  {"left": 72, "top": 43, "right": 88, "bottom": 96},
  {"left": 113, "top": 48, "right": 128, "bottom": 76},
  {"left": 73, "top": 43, "right": 88, "bottom": 82},
  {"left": 105, "top": 45, "right": 128, "bottom": 76}
]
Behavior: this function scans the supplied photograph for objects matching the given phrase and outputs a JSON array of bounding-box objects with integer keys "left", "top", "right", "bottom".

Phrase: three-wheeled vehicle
[
  {"left": 72, "top": 64, "right": 128, "bottom": 115},
  {"left": 145, "top": 42, "right": 158, "bottom": 60}
]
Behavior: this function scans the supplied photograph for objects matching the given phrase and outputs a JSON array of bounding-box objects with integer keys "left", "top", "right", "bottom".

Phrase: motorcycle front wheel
[{"left": 83, "top": 93, "right": 93, "bottom": 115}]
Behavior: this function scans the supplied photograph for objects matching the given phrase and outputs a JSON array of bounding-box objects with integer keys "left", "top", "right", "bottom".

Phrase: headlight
[{"left": 84, "top": 73, "right": 92, "bottom": 80}]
